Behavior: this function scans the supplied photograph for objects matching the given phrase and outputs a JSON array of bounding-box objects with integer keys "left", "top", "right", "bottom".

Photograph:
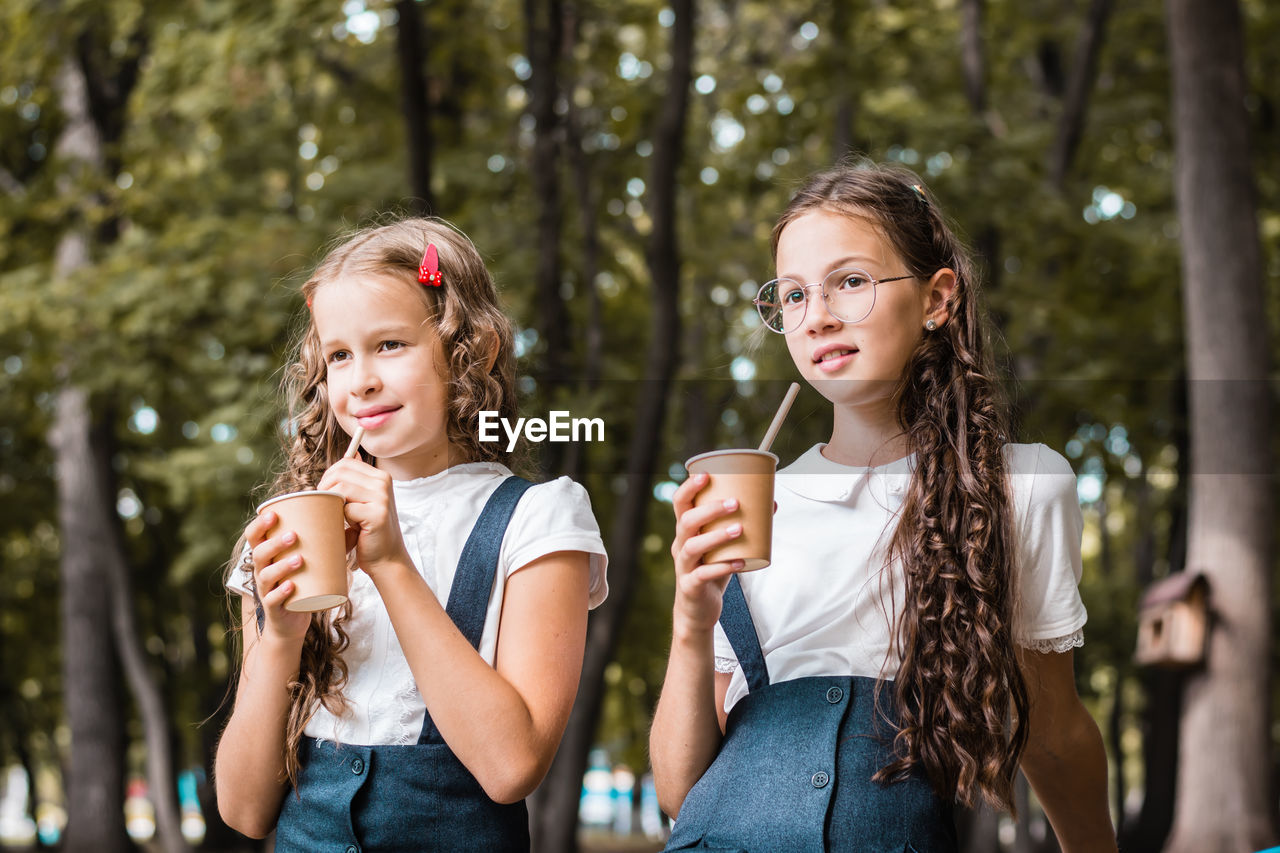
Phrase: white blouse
[
  {"left": 713, "top": 443, "right": 1087, "bottom": 713},
  {"left": 229, "top": 462, "right": 608, "bottom": 745}
]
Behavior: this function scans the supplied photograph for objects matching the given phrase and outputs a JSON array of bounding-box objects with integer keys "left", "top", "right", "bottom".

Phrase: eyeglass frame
[{"left": 753, "top": 266, "right": 917, "bottom": 334}]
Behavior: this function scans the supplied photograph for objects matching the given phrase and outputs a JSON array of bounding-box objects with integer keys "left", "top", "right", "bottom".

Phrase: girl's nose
[
  {"left": 800, "top": 286, "right": 842, "bottom": 334},
  {"left": 352, "top": 358, "right": 382, "bottom": 394}
]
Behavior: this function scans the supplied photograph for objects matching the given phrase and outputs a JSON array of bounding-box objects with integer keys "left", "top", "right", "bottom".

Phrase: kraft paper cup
[
  {"left": 684, "top": 449, "right": 778, "bottom": 571},
  {"left": 255, "top": 490, "right": 349, "bottom": 612}
]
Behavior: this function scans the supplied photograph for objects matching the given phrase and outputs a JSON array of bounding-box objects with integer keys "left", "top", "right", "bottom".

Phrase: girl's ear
[
  {"left": 924, "top": 268, "right": 957, "bottom": 329},
  {"left": 482, "top": 329, "right": 501, "bottom": 373}
]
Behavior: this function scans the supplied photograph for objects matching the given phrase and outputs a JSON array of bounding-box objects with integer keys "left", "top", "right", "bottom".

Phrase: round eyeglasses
[{"left": 753, "top": 267, "right": 916, "bottom": 334}]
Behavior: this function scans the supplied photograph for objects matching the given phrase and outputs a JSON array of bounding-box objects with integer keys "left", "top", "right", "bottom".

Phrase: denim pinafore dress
[
  {"left": 664, "top": 575, "right": 958, "bottom": 853},
  {"left": 273, "top": 477, "right": 533, "bottom": 853}
]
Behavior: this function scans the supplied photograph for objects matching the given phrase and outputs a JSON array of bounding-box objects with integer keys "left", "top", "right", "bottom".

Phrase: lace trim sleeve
[
  {"left": 1019, "top": 628, "right": 1084, "bottom": 654},
  {"left": 714, "top": 655, "right": 739, "bottom": 674}
]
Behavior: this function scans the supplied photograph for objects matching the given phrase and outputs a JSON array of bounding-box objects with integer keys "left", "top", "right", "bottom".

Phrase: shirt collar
[
  {"left": 391, "top": 461, "right": 510, "bottom": 507},
  {"left": 778, "top": 443, "right": 914, "bottom": 503}
]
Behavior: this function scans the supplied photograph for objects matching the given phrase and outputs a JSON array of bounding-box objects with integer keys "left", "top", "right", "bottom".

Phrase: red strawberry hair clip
[
  {"left": 306, "top": 242, "right": 441, "bottom": 309},
  {"left": 418, "top": 243, "right": 443, "bottom": 287}
]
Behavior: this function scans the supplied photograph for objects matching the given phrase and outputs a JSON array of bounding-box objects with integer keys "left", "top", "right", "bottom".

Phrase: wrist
[
  {"left": 252, "top": 628, "right": 306, "bottom": 668},
  {"left": 364, "top": 551, "right": 418, "bottom": 585},
  {"left": 671, "top": 618, "right": 715, "bottom": 651}
]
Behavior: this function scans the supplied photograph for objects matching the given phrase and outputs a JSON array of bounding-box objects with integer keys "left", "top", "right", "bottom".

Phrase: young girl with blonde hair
[
  {"left": 215, "top": 218, "right": 607, "bottom": 852},
  {"left": 651, "top": 163, "right": 1116, "bottom": 852}
]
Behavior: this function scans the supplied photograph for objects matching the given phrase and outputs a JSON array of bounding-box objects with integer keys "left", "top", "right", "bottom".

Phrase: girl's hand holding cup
[
  {"left": 670, "top": 472, "right": 747, "bottom": 635},
  {"left": 244, "top": 510, "right": 314, "bottom": 643},
  {"left": 670, "top": 384, "right": 795, "bottom": 635}
]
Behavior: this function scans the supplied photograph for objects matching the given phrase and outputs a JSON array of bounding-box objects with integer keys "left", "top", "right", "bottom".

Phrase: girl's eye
[
  {"left": 780, "top": 285, "right": 805, "bottom": 306},
  {"left": 835, "top": 273, "right": 869, "bottom": 292},
  {"left": 379, "top": 340, "right": 405, "bottom": 352},
  {"left": 327, "top": 350, "right": 350, "bottom": 364}
]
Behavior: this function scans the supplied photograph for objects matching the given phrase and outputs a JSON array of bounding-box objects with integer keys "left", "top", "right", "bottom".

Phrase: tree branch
[{"left": 1048, "top": 0, "right": 1115, "bottom": 189}]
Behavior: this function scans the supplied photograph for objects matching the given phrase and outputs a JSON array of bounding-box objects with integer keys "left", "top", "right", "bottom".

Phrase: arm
[
  {"left": 648, "top": 472, "right": 745, "bottom": 817},
  {"left": 650, "top": 642, "right": 733, "bottom": 817},
  {"left": 1017, "top": 648, "right": 1117, "bottom": 853},
  {"left": 321, "top": 458, "right": 590, "bottom": 803},
  {"left": 372, "top": 549, "right": 589, "bottom": 803},
  {"left": 214, "top": 517, "right": 312, "bottom": 838}
]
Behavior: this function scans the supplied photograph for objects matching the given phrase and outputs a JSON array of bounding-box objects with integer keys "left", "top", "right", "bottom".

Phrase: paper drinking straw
[
  {"left": 758, "top": 382, "right": 800, "bottom": 452},
  {"left": 344, "top": 426, "right": 365, "bottom": 459}
]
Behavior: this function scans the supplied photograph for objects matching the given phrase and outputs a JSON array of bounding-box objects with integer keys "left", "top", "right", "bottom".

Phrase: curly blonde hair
[
  {"left": 229, "top": 217, "right": 519, "bottom": 786},
  {"left": 772, "top": 162, "right": 1029, "bottom": 813}
]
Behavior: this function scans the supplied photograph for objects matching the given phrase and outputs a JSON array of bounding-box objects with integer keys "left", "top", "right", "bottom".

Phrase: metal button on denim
[
  {"left": 351, "top": 757, "right": 365, "bottom": 775},
  {"left": 811, "top": 771, "right": 830, "bottom": 788},
  {"left": 345, "top": 845, "right": 358, "bottom": 853},
  {"left": 826, "top": 686, "right": 843, "bottom": 703}
]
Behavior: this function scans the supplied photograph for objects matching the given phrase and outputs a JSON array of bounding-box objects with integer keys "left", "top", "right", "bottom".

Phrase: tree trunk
[
  {"left": 1096, "top": 500, "right": 1127, "bottom": 836},
  {"left": 1118, "top": 384, "right": 1188, "bottom": 853},
  {"left": 192, "top": 611, "right": 242, "bottom": 851},
  {"left": 525, "top": 0, "right": 569, "bottom": 398},
  {"left": 100, "top": 430, "right": 192, "bottom": 853},
  {"left": 49, "top": 49, "right": 128, "bottom": 853},
  {"left": 958, "top": 802, "right": 1000, "bottom": 853},
  {"left": 529, "top": 2, "right": 694, "bottom": 850},
  {"left": 830, "top": 0, "right": 858, "bottom": 159},
  {"left": 558, "top": 0, "right": 602, "bottom": 484},
  {"left": 49, "top": 387, "right": 130, "bottom": 853},
  {"left": 52, "top": 42, "right": 190, "bottom": 853},
  {"left": 1012, "top": 771, "right": 1032, "bottom": 853},
  {"left": 395, "top": 0, "right": 434, "bottom": 214},
  {"left": 563, "top": 2, "right": 601, "bottom": 393},
  {"left": 1163, "top": 1, "right": 1276, "bottom": 850},
  {"left": 1123, "top": 669, "right": 1181, "bottom": 853},
  {"left": 960, "top": 0, "right": 985, "bottom": 114},
  {"left": 1048, "top": 0, "right": 1115, "bottom": 188}
]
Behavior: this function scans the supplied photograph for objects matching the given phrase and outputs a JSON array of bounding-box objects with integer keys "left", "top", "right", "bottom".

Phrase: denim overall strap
[
  {"left": 719, "top": 574, "right": 770, "bottom": 692},
  {"left": 418, "top": 475, "right": 532, "bottom": 744}
]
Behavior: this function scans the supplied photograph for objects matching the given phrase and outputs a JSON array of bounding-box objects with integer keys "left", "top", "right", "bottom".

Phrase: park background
[{"left": 0, "top": 0, "right": 1277, "bottom": 851}]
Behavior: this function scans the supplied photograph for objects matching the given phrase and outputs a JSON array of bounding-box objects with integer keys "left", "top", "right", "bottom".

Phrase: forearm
[
  {"left": 372, "top": 560, "right": 566, "bottom": 803},
  {"left": 214, "top": 630, "right": 302, "bottom": 837},
  {"left": 649, "top": 623, "right": 724, "bottom": 817},
  {"left": 1020, "top": 702, "right": 1116, "bottom": 853}
]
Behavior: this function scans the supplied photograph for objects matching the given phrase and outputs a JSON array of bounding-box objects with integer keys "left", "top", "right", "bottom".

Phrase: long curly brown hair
[
  {"left": 771, "top": 162, "right": 1029, "bottom": 812},
  {"left": 228, "top": 217, "right": 519, "bottom": 786}
]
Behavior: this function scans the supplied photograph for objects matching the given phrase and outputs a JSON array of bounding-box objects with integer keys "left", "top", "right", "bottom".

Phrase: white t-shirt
[
  {"left": 228, "top": 461, "right": 608, "bottom": 745},
  {"left": 713, "top": 443, "right": 1087, "bottom": 714}
]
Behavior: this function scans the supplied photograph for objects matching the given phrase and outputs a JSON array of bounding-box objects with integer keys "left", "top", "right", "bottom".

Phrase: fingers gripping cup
[
  {"left": 255, "top": 490, "right": 349, "bottom": 612},
  {"left": 685, "top": 450, "right": 779, "bottom": 572}
]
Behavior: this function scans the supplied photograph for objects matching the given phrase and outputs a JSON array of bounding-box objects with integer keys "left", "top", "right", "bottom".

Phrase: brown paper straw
[
  {"left": 343, "top": 426, "right": 365, "bottom": 459},
  {"left": 758, "top": 382, "right": 800, "bottom": 452}
]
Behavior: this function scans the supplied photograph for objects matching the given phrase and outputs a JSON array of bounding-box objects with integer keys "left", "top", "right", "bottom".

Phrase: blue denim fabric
[
  {"left": 275, "top": 738, "right": 528, "bottom": 852},
  {"left": 664, "top": 577, "right": 957, "bottom": 853},
  {"left": 274, "top": 477, "right": 534, "bottom": 853}
]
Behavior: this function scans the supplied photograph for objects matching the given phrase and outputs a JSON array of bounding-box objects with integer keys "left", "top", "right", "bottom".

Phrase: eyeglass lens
[{"left": 757, "top": 268, "right": 876, "bottom": 333}]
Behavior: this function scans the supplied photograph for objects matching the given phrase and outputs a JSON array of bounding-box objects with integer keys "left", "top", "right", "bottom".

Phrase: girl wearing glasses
[{"left": 651, "top": 162, "right": 1116, "bottom": 852}]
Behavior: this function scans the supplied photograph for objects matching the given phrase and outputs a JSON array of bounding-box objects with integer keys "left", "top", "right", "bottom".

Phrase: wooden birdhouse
[{"left": 1134, "top": 572, "right": 1209, "bottom": 668}]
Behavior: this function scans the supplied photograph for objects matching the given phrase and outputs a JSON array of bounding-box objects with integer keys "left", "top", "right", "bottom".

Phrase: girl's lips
[
  {"left": 356, "top": 408, "right": 398, "bottom": 429},
  {"left": 814, "top": 349, "right": 857, "bottom": 374}
]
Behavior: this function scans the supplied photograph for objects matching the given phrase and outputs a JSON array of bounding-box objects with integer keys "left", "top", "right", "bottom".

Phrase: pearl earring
[{"left": 925, "top": 319, "right": 938, "bottom": 331}]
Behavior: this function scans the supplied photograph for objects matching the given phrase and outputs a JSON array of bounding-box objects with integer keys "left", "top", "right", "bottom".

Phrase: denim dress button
[
  {"left": 345, "top": 845, "right": 359, "bottom": 853},
  {"left": 351, "top": 758, "right": 365, "bottom": 775},
  {"left": 811, "top": 771, "right": 830, "bottom": 788},
  {"left": 825, "top": 686, "right": 843, "bottom": 704}
]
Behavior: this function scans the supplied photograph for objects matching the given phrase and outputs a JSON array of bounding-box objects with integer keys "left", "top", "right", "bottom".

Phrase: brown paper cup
[
  {"left": 255, "top": 490, "right": 349, "bottom": 612},
  {"left": 685, "top": 449, "right": 778, "bottom": 571}
]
